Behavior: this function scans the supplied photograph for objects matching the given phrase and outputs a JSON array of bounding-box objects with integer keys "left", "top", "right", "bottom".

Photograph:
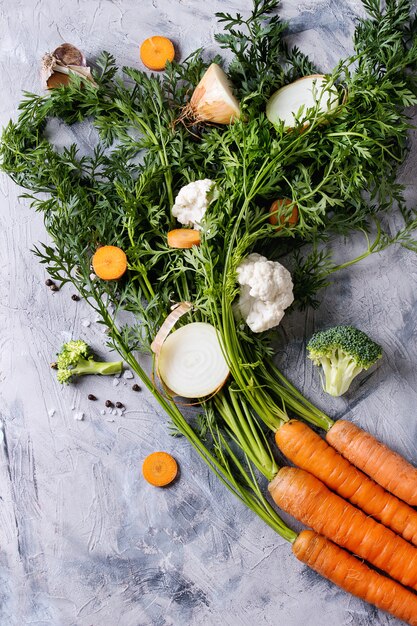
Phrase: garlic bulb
[
  {"left": 41, "top": 44, "right": 96, "bottom": 90},
  {"left": 189, "top": 63, "right": 240, "bottom": 124}
]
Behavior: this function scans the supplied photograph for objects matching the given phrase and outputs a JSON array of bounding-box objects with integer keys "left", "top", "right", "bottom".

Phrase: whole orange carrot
[
  {"left": 326, "top": 419, "right": 417, "bottom": 505},
  {"left": 276, "top": 420, "right": 417, "bottom": 545},
  {"left": 269, "top": 466, "right": 417, "bottom": 590},
  {"left": 294, "top": 530, "right": 417, "bottom": 626}
]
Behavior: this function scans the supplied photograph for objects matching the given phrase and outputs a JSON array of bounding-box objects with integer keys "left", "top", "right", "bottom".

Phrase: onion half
[
  {"left": 266, "top": 74, "right": 339, "bottom": 129},
  {"left": 157, "top": 322, "right": 229, "bottom": 398},
  {"left": 189, "top": 63, "right": 240, "bottom": 124}
]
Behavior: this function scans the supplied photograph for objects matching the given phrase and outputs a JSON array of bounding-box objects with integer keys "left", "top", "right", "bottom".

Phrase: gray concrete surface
[{"left": 1, "top": 0, "right": 417, "bottom": 624}]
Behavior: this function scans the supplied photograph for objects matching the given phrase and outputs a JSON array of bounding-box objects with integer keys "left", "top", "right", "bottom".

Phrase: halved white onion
[
  {"left": 266, "top": 74, "right": 339, "bottom": 129},
  {"left": 157, "top": 322, "right": 229, "bottom": 398},
  {"left": 190, "top": 63, "right": 240, "bottom": 124}
]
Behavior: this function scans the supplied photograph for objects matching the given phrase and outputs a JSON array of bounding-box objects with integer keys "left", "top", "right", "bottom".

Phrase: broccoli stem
[
  {"left": 321, "top": 354, "right": 364, "bottom": 397},
  {"left": 71, "top": 358, "right": 123, "bottom": 377}
]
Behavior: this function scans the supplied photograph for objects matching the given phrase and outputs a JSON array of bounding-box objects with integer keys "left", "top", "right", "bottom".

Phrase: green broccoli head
[
  {"left": 56, "top": 340, "right": 123, "bottom": 384},
  {"left": 307, "top": 325, "right": 382, "bottom": 397}
]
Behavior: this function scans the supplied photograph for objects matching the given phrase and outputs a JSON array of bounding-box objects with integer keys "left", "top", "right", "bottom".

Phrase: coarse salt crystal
[
  {"left": 123, "top": 370, "right": 134, "bottom": 379},
  {"left": 48, "top": 409, "right": 56, "bottom": 417},
  {"left": 74, "top": 412, "right": 84, "bottom": 421},
  {"left": 100, "top": 409, "right": 106, "bottom": 415},
  {"left": 113, "top": 378, "right": 120, "bottom": 387},
  {"left": 82, "top": 319, "right": 91, "bottom": 328}
]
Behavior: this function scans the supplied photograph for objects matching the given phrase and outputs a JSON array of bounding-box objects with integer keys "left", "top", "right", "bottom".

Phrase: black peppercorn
[
  {"left": 45, "top": 278, "right": 54, "bottom": 286},
  {"left": 105, "top": 400, "right": 114, "bottom": 408},
  {"left": 115, "top": 402, "right": 124, "bottom": 409},
  {"left": 88, "top": 394, "right": 97, "bottom": 401},
  {"left": 72, "top": 294, "right": 80, "bottom": 301},
  {"left": 132, "top": 384, "right": 141, "bottom": 392}
]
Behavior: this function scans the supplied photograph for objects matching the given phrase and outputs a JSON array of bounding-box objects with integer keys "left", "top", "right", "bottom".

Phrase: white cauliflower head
[
  {"left": 236, "top": 253, "right": 294, "bottom": 333},
  {"left": 171, "top": 179, "right": 215, "bottom": 230}
]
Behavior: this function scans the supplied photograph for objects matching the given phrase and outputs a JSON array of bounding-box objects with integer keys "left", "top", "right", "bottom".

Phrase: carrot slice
[
  {"left": 140, "top": 36, "right": 175, "bottom": 71},
  {"left": 167, "top": 229, "right": 201, "bottom": 249},
  {"left": 269, "top": 466, "right": 417, "bottom": 591},
  {"left": 269, "top": 198, "right": 298, "bottom": 230},
  {"left": 326, "top": 419, "right": 417, "bottom": 506},
  {"left": 92, "top": 245, "right": 127, "bottom": 281},
  {"left": 276, "top": 420, "right": 417, "bottom": 546},
  {"left": 294, "top": 530, "right": 417, "bottom": 626},
  {"left": 142, "top": 451, "right": 178, "bottom": 487}
]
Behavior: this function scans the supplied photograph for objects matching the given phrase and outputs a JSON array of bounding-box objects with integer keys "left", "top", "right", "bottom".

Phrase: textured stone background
[{"left": 1, "top": 1, "right": 417, "bottom": 625}]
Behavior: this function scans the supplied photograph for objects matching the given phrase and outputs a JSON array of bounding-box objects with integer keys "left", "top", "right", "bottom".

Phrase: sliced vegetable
[
  {"left": 142, "top": 451, "right": 178, "bottom": 486},
  {"left": 269, "top": 466, "right": 417, "bottom": 591},
  {"left": 294, "top": 531, "right": 417, "bottom": 626},
  {"left": 189, "top": 63, "right": 240, "bottom": 124},
  {"left": 92, "top": 245, "right": 127, "bottom": 280},
  {"left": 326, "top": 419, "right": 417, "bottom": 506},
  {"left": 167, "top": 228, "right": 201, "bottom": 249},
  {"left": 266, "top": 74, "right": 339, "bottom": 129},
  {"left": 276, "top": 420, "right": 417, "bottom": 545},
  {"left": 269, "top": 198, "right": 299, "bottom": 230},
  {"left": 157, "top": 322, "right": 229, "bottom": 398},
  {"left": 140, "top": 36, "right": 175, "bottom": 71}
]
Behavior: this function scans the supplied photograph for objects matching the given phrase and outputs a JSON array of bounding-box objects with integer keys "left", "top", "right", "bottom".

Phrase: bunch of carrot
[
  {"left": 267, "top": 418, "right": 417, "bottom": 624},
  {"left": 207, "top": 379, "right": 417, "bottom": 624}
]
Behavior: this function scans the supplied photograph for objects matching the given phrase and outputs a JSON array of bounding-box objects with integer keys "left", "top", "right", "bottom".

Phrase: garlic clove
[
  {"left": 190, "top": 63, "right": 240, "bottom": 124},
  {"left": 53, "top": 43, "right": 86, "bottom": 67},
  {"left": 46, "top": 71, "right": 72, "bottom": 89}
]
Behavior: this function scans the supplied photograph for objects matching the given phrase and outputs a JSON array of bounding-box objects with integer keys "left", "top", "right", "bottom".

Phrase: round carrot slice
[
  {"left": 142, "top": 451, "right": 178, "bottom": 487},
  {"left": 167, "top": 229, "right": 201, "bottom": 249},
  {"left": 269, "top": 198, "right": 299, "bottom": 230},
  {"left": 140, "top": 36, "right": 175, "bottom": 71},
  {"left": 92, "top": 245, "right": 127, "bottom": 280}
]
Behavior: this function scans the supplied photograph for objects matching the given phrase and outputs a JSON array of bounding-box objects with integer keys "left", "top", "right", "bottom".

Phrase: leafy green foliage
[{"left": 1, "top": 0, "right": 417, "bottom": 501}]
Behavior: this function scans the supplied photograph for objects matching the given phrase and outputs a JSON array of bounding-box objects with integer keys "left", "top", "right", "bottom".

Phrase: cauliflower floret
[
  {"left": 236, "top": 253, "right": 294, "bottom": 333},
  {"left": 172, "top": 179, "right": 215, "bottom": 230}
]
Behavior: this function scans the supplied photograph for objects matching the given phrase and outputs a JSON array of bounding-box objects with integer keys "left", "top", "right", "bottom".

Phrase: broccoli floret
[
  {"left": 56, "top": 340, "right": 123, "bottom": 384},
  {"left": 307, "top": 325, "right": 382, "bottom": 397}
]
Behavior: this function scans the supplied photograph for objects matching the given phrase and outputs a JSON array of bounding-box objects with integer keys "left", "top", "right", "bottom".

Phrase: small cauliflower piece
[
  {"left": 236, "top": 253, "right": 294, "bottom": 333},
  {"left": 171, "top": 179, "right": 215, "bottom": 230}
]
